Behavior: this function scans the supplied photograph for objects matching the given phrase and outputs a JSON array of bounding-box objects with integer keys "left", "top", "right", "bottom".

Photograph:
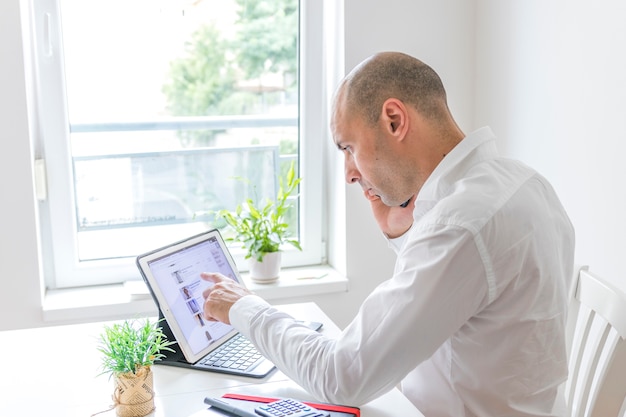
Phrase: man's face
[{"left": 331, "top": 96, "right": 410, "bottom": 207}]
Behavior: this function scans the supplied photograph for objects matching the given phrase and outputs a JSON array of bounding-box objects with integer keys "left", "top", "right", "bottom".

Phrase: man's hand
[
  {"left": 201, "top": 272, "right": 253, "bottom": 325},
  {"left": 366, "top": 192, "right": 416, "bottom": 238}
]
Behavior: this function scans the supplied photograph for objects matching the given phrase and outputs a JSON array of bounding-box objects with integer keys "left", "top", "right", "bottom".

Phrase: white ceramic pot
[{"left": 249, "top": 251, "right": 281, "bottom": 283}]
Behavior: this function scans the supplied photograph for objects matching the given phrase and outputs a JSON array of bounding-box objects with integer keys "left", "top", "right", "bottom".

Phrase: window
[{"left": 32, "top": 0, "right": 324, "bottom": 288}]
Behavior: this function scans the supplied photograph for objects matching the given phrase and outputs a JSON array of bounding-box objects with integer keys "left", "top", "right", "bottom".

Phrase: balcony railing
[
  {"left": 69, "top": 115, "right": 298, "bottom": 233},
  {"left": 70, "top": 115, "right": 298, "bottom": 133}
]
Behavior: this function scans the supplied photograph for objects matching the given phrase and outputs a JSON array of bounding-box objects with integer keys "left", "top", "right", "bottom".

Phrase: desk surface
[{"left": 0, "top": 302, "right": 423, "bottom": 417}]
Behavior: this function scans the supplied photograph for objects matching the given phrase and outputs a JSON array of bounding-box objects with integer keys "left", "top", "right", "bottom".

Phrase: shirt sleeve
[{"left": 230, "top": 224, "right": 490, "bottom": 406}]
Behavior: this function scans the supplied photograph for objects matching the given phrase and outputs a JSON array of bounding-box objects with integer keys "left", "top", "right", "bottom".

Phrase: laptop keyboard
[{"left": 198, "top": 333, "right": 263, "bottom": 371}]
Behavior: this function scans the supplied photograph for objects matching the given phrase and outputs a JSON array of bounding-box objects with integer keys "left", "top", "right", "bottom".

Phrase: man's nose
[{"left": 344, "top": 156, "right": 360, "bottom": 184}]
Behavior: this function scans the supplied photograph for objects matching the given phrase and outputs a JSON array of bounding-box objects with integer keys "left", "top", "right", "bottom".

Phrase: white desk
[{"left": 0, "top": 303, "right": 423, "bottom": 417}]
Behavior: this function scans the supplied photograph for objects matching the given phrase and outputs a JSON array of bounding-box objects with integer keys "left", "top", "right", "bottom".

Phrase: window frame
[{"left": 32, "top": 0, "right": 325, "bottom": 289}]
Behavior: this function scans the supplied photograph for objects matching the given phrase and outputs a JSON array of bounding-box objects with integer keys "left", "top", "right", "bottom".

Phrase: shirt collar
[{"left": 416, "top": 126, "right": 498, "bottom": 203}]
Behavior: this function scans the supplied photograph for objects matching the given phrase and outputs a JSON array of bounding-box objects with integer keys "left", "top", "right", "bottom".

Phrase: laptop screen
[{"left": 137, "top": 230, "right": 243, "bottom": 362}]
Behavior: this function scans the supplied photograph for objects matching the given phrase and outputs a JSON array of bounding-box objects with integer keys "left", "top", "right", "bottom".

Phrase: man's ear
[{"left": 381, "top": 98, "right": 408, "bottom": 140}]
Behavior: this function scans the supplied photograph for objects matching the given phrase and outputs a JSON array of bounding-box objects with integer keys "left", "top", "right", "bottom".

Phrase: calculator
[{"left": 255, "top": 398, "right": 331, "bottom": 417}]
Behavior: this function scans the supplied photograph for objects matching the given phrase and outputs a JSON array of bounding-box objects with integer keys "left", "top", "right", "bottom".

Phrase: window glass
[{"left": 34, "top": 0, "right": 323, "bottom": 287}]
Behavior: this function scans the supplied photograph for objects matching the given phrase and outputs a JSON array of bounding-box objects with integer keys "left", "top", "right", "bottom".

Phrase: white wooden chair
[{"left": 564, "top": 265, "right": 626, "bottom": 417}]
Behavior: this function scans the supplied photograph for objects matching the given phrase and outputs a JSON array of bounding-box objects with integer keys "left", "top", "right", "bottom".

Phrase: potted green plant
[
  {"left": 216, "top": 161, "right": 302, "bottom": 283},
  {"left": 96, "top": 318, "right": 175, "bottom": 417}
]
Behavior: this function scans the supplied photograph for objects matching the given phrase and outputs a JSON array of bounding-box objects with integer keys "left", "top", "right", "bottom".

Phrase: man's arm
[{"left": 212, "top": 226, "right": 488, "bottom": 406}]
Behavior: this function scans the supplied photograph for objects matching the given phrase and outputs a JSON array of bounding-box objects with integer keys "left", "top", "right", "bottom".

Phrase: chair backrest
[{"left": 565, "top": 266, "right": 626, "bottom": 417}]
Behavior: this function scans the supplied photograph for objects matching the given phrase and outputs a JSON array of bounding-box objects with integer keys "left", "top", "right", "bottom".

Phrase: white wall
[
  {"left": 475, "top": 0, "right": 626, "bottom": 292},
  {"left": 0, "top": 0, "right": 46, "bottom": 329}
]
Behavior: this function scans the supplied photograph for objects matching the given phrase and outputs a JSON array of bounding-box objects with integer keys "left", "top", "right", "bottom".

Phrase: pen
[
  {"left": 204, "top": 397, "right": 259, "bottom": 417},
  {"left": 296, "top": 273, "right": 329, "bottom": 280}
]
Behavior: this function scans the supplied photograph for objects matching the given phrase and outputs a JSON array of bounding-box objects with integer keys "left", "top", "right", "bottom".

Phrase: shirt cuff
[{"left": 229, "top": 294, "right": 271, "bottom": 334}]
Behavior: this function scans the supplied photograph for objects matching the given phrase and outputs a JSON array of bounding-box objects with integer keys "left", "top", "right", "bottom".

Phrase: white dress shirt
[{"left": 230, "top": 127, "right": 575, "bottom": 417}]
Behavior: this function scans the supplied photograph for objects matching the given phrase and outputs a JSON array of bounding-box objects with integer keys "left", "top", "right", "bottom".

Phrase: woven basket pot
[{"left": 113, "top": 366, "right": 155, "bottom": 417}]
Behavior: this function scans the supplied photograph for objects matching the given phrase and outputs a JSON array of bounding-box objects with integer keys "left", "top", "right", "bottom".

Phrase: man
[{"left": 202, "top": 52, "right": 575, "bottom": 417}]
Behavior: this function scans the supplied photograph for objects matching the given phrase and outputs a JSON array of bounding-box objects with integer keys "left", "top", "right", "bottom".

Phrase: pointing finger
[{"left": 201, "top": 272, "right": 224, "bottom": 283}]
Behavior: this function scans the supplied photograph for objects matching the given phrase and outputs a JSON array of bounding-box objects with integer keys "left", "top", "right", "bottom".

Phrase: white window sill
[{"left": 42, "top": 265, "right": 347, "bottom": 324}]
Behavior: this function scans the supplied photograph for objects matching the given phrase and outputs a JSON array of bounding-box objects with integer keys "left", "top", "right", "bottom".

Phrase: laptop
[{"left": 136, "top": 229, "right": 277, "bottom": 378}]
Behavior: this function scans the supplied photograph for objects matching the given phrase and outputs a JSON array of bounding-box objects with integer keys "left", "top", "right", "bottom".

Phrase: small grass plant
[{"left": 97, "top": 318, "right": 175, "bottom": 378}]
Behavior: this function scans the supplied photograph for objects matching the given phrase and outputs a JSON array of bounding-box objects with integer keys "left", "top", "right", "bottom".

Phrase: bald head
[
  {"left": 330, "top": 52, "right": 465, "bottom": 212},
  {"left": 336, "top": 52, "right": 450, "bottom": 126}
]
